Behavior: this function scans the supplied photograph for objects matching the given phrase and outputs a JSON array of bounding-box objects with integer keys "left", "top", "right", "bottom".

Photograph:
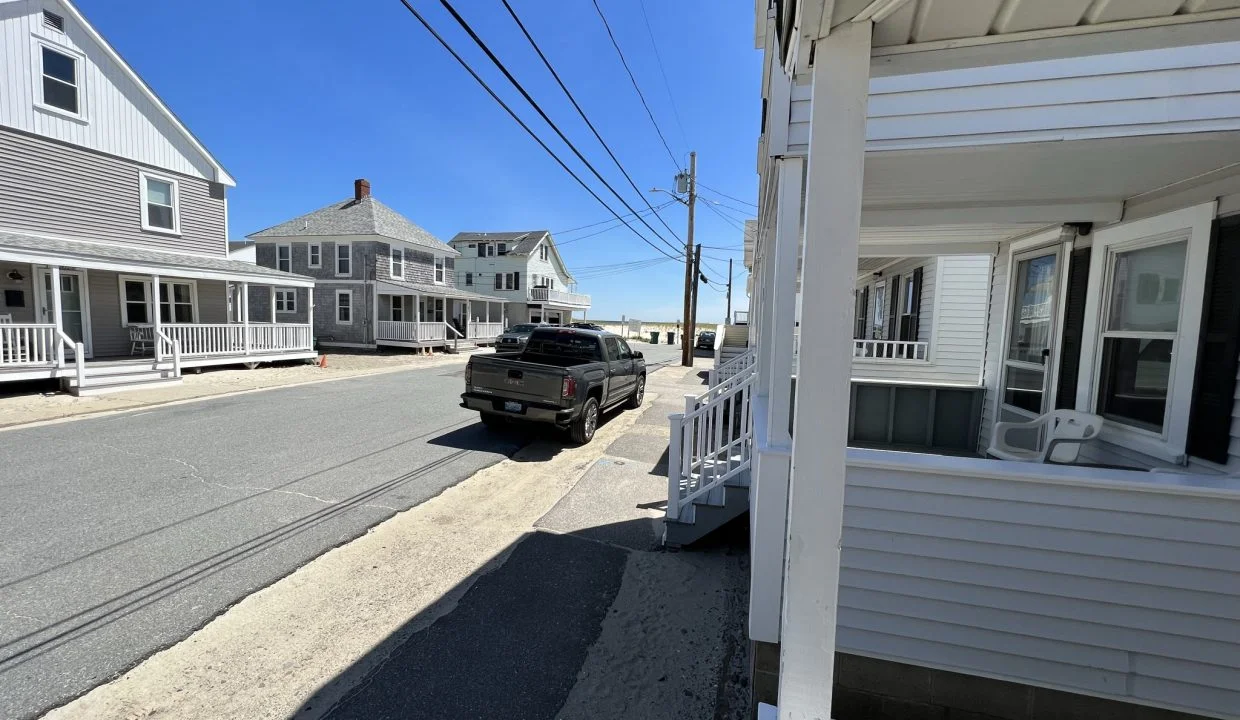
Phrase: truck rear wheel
[
  {"left": 570, "top": 397, "right": 599, "bottom": 444},
  {"left": 480, "top": 412, "right": 505, "bottom": 429}
]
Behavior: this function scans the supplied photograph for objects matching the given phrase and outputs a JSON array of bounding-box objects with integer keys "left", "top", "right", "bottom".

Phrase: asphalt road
[{"left": 0, "top": 341, "right": 686, "bottom": 719}]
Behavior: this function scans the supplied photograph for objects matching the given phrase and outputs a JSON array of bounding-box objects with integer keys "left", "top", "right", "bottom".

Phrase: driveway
[{"left": 0, "top": 363, "right": 523, "bottom": 719}]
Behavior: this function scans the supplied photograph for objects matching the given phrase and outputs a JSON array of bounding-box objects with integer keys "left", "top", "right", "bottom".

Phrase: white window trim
[
  {"left": 275, "top": 288, "right": 297, "bottom": 313},
  {"left": 31, "top": 36, "right": 87, "bottom": 123},
  {"left": 465, "top": 272, "right": 473, "bottom": 286},
  {"left": 391, "top": 295, "right": 404, "bottom": 322},
  {"left": 335, "top": 243, "right": 352, "bottom": 277},
  {"left": 390, "top": 247, "right": 404, "bottom": 279},
  {"left": 1076, "top": 201, "right": 1215, "bottom": 464},
  {"left": 308, "top": 243, "right": 321, "bottom": 269},
  {"left": 138, "top": 171, "right": 181, "bottom": 236},
  {"left": 335, "top": 289, "right": 353, "bottom": 325},
  {"left": 434, "top": 257, "right": 445, "bottom": 285},
  {"left": 117, "top": 275, "right": 199, "bottom": 326},
  {"left": 276, "top": 244, "right": 292, "bottom": 273}
]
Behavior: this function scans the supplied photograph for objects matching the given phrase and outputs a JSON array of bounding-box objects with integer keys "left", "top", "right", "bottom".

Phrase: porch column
[
  {"left": 151, "top": 273, "right": 162, "bottom": 362},
  {"left": 241, "top": 282, "right": 251, "bottom": 355},
  {"left": 371, "top": 284, "right": 379, "bottom": 345},
  {"left": 269, "top": 286, "right": 277, "bottom": 324},
  {"left": 780, "top": 21, "right": 871, "bottom": 719},
  {"left": 49, "top": 265, "right": 64, "bottom": 366},
  {"left": 306, "top": 286, "right": 314, "bottom": 349},
  {"left": 749, "top": 155, "right": 804, "bottom": 645}
]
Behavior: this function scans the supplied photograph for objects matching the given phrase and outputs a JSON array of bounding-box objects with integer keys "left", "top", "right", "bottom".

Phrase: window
[
  {"left": 504, "top": 272, "right": 520, "bottom": 290},
  {"left": 871, "top": 282, "right": 886, "bottom": 339},
  {"left": 434, "top": 257, "right": 445, "bottom": 284},
  {"left": 308, "top": 243, "right": 321, "bottom": 268},
  {"left": 40, "top": 45, "right": 78, "bottom": 114},
  {"left": 494, "top": 273, "right": 503, "bottom": 290},
  {"left": 1096, "top": 241, "right": 1187, "bottom": 433},
  {"left": 336, "top": 290, "right": 352, "bottom": 324},
  {"left": 275, "top": 289, "right": 296, "bottom": 313},
  {"left": 391, "top": 295, "right": 404, "bottom": 322},
  {"left": 618, "top": 338, "right": 633, "bottom": 359},
  {"left": 160, "top": 282, "right": 195, "bottom": 323},
  {"left": 336, "top": 243, "right": 351, "bottom": 276},
  {"left": 122, "top": 279, "right": 149, "bottom": 325},
  {"left": 540, "top": 244, "right": 548, "bottom": 261},
  {"left": 604, "top": 337, "right": 622, "bottom": 360},
  {"left": 549, "top": 278, "right": 555, "bottom": 290},
  {"left": 140, "top": 173, "right": 179, "bottom": 233},
  {"left": 118, "top": 277, "right": 196, "bottom": 325},
  {"left": 390, "top": 247, "right": 404, "bottom": 278},
  {"left": 276, "top": 245, "right": 291, "bottom": 273},
  {"left": 465, "top": 272, "right": 473, "bottom": 286},
  {"left": 497, "top": 242, "right": 508, "bottom": 255}
]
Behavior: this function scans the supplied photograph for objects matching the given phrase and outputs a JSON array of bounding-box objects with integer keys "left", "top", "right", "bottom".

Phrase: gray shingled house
[{"left": 247, "top": 180, "right": 504, "bottom": 351}]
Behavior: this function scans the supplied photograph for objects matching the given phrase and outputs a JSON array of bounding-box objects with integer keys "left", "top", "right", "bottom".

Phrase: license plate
[{"left": 503, "top": 401, "right": 523, "bottom": 413}]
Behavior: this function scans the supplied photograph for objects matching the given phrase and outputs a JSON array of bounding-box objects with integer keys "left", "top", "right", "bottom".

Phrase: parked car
[
  {"left": 568, "top": 322, "right": 605, "bottom": 331},
  {"left": 495, "top": 323, "right": 545, "bottom": 353},
  {"left": 696, "top": 330, "right": 717, "bottom": 350},
  {"left": 461, "top": 328, "right": 646, "bottom": 443}
]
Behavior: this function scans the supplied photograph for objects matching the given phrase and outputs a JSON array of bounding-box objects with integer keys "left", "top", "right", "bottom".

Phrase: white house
[
  {"left": 448, "top": 230, "right": 591, "bottom": 325},
  {"left": 668, "top": 3, "right": 1240, "bottom": 720},
  {"left": 0, "top": 0, "right": 315, "bottom": 395}
]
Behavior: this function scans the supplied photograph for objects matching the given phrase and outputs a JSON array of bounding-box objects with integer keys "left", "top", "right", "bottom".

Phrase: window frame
[
  {"left": 33, "top": 39, "right": 85, "bottom": 120},
  {"left": 276, "top": 244, "right": 291, "bottom": 273},
  {"left": 335, "top": 243, "right": 352, "bottom": 277},
  {"left": 465, "top": 272, "right": 473, "bottom": 286},
  {"left": 434, "top": 257, "right": 445, "bottom": 284},
  {"left": 871, "top": 280, "right": 886, "bottom": 340},
  {"left": 117, "top": 275, "right": 199, "bottom": 326},
  {"left": 390, "top": 247, "right": 404, "bottom": 279},
  {"left": 391, "top": 295, "right": 404, "bottom": 322},
  {"left": 307, "top": 243, "right": 321, "bottom": 269},
  {"left": 138, "top": 171, "right": 181, "bottom": 235},
  {"left": 335, "top": 289, "right": 352, "bottom": 325},
  {"left": 275, "top": 288, "right": 297, "bottom": 313},
  {"left": 497, "top": 242, "right": 508, "bottom": 256}
]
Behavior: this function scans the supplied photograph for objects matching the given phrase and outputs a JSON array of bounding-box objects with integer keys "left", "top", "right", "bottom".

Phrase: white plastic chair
[{"left": 988, "top": 410, "right": 1104, "bottom": 464}]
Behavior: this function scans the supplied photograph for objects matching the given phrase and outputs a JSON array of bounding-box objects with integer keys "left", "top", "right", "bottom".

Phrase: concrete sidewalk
[{"left": 43, "top": 361, "right": 749, "bottom": 720}]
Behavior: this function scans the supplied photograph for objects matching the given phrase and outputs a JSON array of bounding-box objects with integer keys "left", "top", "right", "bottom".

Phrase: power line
[
  {"left": 696, "top": 182, "right": 757, "bottom": 207},
  {"left": 555, "top": 200, "right": 674, "bottom": 235},
  {"left": 558, "top": 203, "right": 675, "bottom": 246},
  {"left": 437, "top": 0, "right": 683, "bottom": 259},
  {"left": 397, "top": 0, "right": 680, "bottom": 262},
  {"left": 499, "top": 0, "right": 683, "bottom": 246},
  {"left": 590, "top": 0, "right": 680, "bottom": 171},
  {"left": 637, "top": 0, "right": 689, "bottom": 152},
  {"left": 702, "top": 201, "right": 746, "bottom": 232},
  {"left": 701, "top": 196, "right": 757, "bottom": 218}
]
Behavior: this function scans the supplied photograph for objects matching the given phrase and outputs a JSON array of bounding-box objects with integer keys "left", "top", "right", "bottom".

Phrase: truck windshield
[
  {"left": 524, "top": 331, "right": 602, "bottom": 361},
  {"left": 509, "top": 324, "right": 539, "bottom": 333}
]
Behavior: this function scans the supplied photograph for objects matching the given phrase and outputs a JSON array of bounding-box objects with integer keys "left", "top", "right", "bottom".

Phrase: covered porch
[
  {"left": 0, "top": 231, "right": 315, "bottom": 394},
  {"left": 373, "top": 281, "right": 505, "bottom": 350}
]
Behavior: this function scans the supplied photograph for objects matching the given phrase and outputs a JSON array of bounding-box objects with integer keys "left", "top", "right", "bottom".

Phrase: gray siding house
[
  {"left": 0, "top": 0, "right": 314, "bottom": 395},
  {"left": 247, "top": 180, "right": 503, "bottom": 351}
]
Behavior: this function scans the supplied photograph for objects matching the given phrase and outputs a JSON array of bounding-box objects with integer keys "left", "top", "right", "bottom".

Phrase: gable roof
[
  {"left": 61, "top": 0, "right": 235, "bottom": 186},
  {"left": 247, "top": 196, "right": 457, "bottom": 255},
  {"left": 449, "top": 230, "right": 573, "bottom": 282}
]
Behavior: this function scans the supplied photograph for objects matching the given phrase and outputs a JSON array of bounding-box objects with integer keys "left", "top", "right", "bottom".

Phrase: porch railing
[
  {"left": 667, "top": 364, "right": 756, "bottom": 521},
  {"left": 0, "top": 323, "right": 57, "bottom": 367},
  {"left": 468, "top": 322, "right": 503, "bottom": 339},
  {"left": 853, "top": 339, "right": 929, "bottom": 361},
  {"left": 708, "top": 346, "right": 757, "bottom": 387},
  {"left": 151, "top": 323, "right": 312, "bottom": 357},
  {"left": 528, "top": 287, "right": 591, "bottom": 307},
  {"left": 248, "top": 324, "right": 313, "bottom": 353},
  {"left": 375, "top": 321, "right": 452, "bottom": 343}
]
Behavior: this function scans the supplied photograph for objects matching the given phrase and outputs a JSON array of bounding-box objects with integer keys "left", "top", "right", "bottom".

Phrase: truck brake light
[
  {"left": 465, "top": 363, "right": 472, "bottom": 386},
  {"left": 562, "top": 376, "right": 576, "bottom": 398}
]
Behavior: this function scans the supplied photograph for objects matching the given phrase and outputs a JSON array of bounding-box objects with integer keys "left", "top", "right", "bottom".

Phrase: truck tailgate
[{"left": 470, "top": 358, "right": 568, "bottom": 404}]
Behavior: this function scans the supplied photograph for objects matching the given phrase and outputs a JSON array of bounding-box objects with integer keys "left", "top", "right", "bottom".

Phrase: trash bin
[
  {"left": 649, "top": 331, "right": 659, "bottom": 344},
  {"left": 666, "top": 331, "right": 675, "bottom": 345}
]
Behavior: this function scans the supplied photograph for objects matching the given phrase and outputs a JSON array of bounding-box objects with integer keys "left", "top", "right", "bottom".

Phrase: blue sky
[{"left": 79, "top": 0, "right": 760, "bottom": 322}]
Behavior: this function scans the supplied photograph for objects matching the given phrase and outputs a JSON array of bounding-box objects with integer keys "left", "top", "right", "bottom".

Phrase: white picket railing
[
  {"left": 529, "top": 287, "right": 591, "bottom": 307},
  {"left": 248, "top": 324, "right": 313, "bottom": 353},
  {"left": 154, "top": 323, "right": 312, "bottom": 357},
  {"left": 0, "top": 323, "right": 57, "bottom": 367},
  {"left": 708, "top": 346, "right": 757, "bottom": 387},
  {"left": 469, "top": 322, "right": 503, "bottom": 338},
  {"left": 853, "top": 339, "right": 929, "bottom": 361},
  {"left": 667, "top": 366, "right": 756, "bottom": 521}
]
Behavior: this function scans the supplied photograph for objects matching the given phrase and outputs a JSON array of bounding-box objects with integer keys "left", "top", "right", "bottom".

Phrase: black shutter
[
  {"left": 855, "top": 286, "right": 869, "bottom": 339},
  {"left": 907, "top": 266, "right": 924, "bottom": 341},
  {"left": 513, "top": 271, "right": 521, "bottom": 290},
  {"left": 1187, "top": 218, "right": 1240, "bottom": 463},
  {"left": 886, "top": 276, "right": 900, "bottom": 341},
  {"left": 1055, "top": 247, "right": 1092, "bottom": 410}
]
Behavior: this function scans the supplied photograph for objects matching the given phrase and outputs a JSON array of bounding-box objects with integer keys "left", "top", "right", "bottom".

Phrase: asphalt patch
[{"left": 324, "top": 531, "right": 627, "bottom": 720}]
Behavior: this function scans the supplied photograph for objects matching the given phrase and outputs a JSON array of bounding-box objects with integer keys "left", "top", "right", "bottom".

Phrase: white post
[
  {"left": 749, "top": 155, "right": 804, "bottom": 645},
  {"left": 666, "top": 412, "right": 684, "bottom": 520},
  {"left": 780, "top": 22, "right": 871, "bottom": 719},
  {"left": 242, "top": 282, "right": 251, "bottom": 355},
  {"left": 49, "top": 265, "right": 65, "bottom": 367},
  {"left": 306, "top": 286, "right": 314, "bottom": 351},
  {"left": 270, "top": 286, "right": 277, "bottom": 324},
  {"left": 371, "top": 284, "right": 379, "bottom": 345},
  {"left": 151, "top": 273, "right": 162, "bottom": 362}
]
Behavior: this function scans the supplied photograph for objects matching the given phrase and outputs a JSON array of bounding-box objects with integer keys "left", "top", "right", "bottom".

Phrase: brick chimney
[{"left": 354, "top": 178, "right": 371, "bottom": 202}]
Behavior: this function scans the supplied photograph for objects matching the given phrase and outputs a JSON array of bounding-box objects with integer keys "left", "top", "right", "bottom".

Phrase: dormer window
[
  {"left": 140, "top": 172, "right": 179, "bottom": 234},
  {"left": 40, "top": 45, "right": 79, "bottom": 114},
  {"left": 497, "top": 242, "right": 508, "bottom": 255}
]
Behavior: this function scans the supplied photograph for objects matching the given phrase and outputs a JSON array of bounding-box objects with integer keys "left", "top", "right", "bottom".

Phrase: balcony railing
[
  {"left": 853, "top": 339, "right": 929, "bottom": 361},
  {"left": 528, "top": 287, "right": 591, "bottom": 308}
]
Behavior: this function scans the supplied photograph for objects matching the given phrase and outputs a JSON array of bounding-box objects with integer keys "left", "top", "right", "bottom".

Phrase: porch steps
[
  {"left": 65, "top": 361, "right": 181, "bottom": 396},
  {"left": 663, "top": 468, "right": 751, "bottom": 548},
  {"left": 444, "top": 341, "right": 480, "bottom": 354}
]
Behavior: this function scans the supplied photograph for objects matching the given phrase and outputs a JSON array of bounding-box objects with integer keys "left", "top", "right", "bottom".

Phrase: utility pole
[
  {"left": 725, "top": 257, "right": 733, "bottom": 323},
  {"left": 689, "top": 243, "right": 702, "bottom": 363},
  {"left": 680, "top": 151, "right": 697, "bottom": 367}
]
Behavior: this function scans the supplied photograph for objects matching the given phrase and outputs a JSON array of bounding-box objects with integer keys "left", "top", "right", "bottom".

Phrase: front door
[
  {"left": 37, "top": 269, "right": 92, "bottom": 357},
  {"left": 999, "top": 247, "right": 1064, "bottom": 424}
]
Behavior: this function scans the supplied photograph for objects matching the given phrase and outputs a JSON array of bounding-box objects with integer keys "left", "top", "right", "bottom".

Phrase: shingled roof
[
  {"left": 248, "top": 193, "right": 457, "bottom": 256},
  {"left": 449, "top": 230, "right": 549, "bottom": 256}
]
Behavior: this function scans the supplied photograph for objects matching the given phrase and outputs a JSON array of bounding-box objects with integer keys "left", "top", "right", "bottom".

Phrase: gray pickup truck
[{"left": 461, "top": 328, "right": 646, "bottom": 443}]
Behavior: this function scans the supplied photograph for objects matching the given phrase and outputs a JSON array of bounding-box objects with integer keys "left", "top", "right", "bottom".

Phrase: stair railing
[
  {"left": 444, "top": 322, "right": 464, "bottom": 352},
  {"left": 708, "top": 346, "right": 756, "bottom": 387},
  {"left": 667, "top": 365, "right": 756, "bottom": 520},
  {"left": 55, "top": 329, "right": 85, "bottom": 390},
  {"left": 155, "top": 328, "right": 182, "bottom": 378}
]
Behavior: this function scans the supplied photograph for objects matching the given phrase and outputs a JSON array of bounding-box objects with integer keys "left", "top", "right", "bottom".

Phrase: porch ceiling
[{"left": 861, "top": 130, "right": 1240, "bottom": 226}]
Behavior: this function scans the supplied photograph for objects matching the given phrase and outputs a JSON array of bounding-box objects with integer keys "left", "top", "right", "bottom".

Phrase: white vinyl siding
[
  {"left": 839, "top": 454, "right": 1240, "bottom": 720},
  {"left": 2, "top": 7, "right": 223, "bottom": 180}
]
